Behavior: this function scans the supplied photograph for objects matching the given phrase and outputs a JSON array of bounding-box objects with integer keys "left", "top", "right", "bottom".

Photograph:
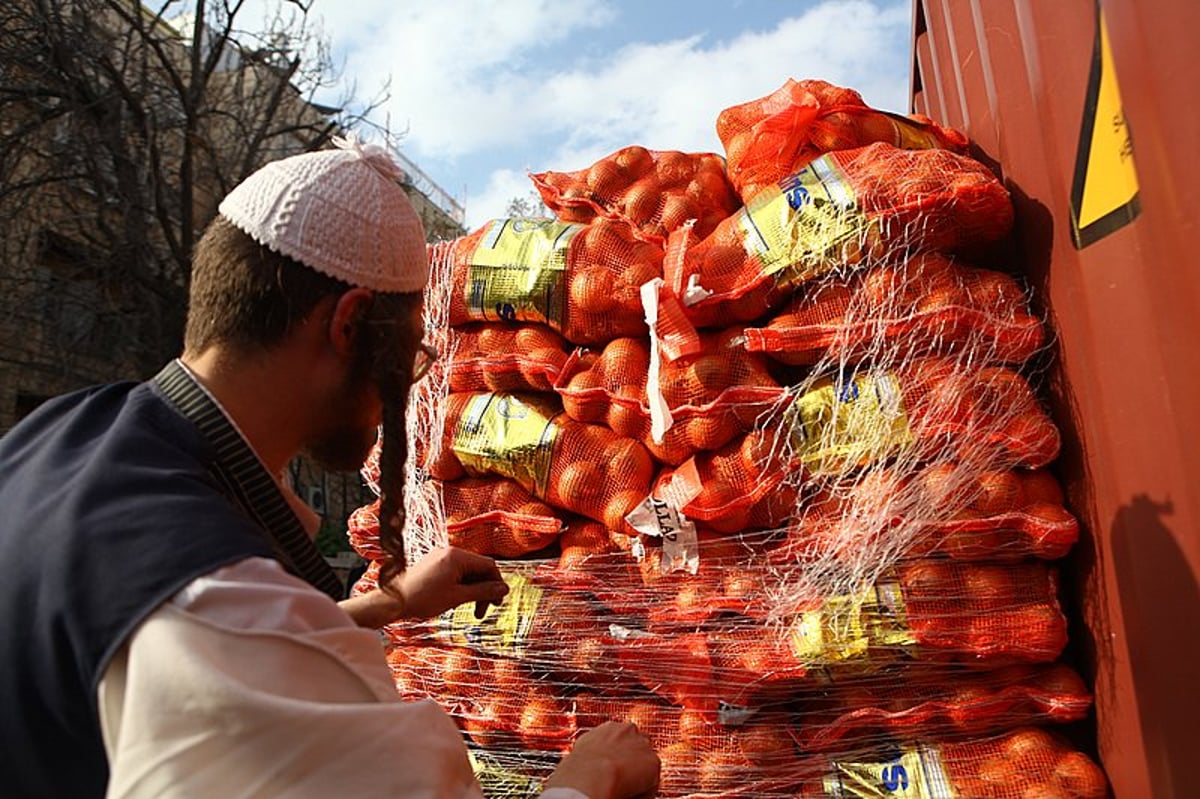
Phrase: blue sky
[{"left": 290, "top": 1, "right": 915, "bottom": 228}]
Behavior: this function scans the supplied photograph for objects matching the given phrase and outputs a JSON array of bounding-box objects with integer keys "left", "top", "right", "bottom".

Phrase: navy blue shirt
[{"left": 0, "top": 362, "right": 342, "bottom": 797}]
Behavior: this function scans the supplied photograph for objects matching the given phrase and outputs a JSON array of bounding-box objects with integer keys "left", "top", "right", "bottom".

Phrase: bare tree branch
[{"left": 0, "top": 0, "right": 389, "bottom": 416}]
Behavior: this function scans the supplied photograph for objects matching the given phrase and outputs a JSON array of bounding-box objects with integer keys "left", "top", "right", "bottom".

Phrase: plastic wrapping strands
[
  {"left": 776, "top": 465, "right": 1079, "bottom": 565},
  {"left": 349, "top": 79, "right": 1105, "bottom": 799},
  {"left": 742, "top": 252, "right": 1045, "bottom": 366},
  {"left": 531, "top": 148, "right": 742, "bottom": 243},
  {"left": 383, "top": 559, "right": 1067, "bottom": 701}
]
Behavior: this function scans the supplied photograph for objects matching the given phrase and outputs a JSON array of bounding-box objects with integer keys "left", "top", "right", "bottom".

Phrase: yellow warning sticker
[
  {"left": 824, "top": 746, "right": 957, "bottom": 799},
  {"left": 1071, "top": 5, "right": 1140, "bottom": 248}
]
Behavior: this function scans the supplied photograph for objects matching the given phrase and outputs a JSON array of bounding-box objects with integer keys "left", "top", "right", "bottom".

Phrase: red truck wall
[{"left": 910, "top": 1, "right": 1200, "bottom": 797}]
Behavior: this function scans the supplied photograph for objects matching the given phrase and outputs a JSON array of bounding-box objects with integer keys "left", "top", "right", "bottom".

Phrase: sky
[{"left": 257, "top": 0, "right": 916, "bottom": 229}]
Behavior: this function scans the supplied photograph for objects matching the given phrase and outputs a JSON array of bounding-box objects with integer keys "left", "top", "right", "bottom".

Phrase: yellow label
[
  {"left": 824, "top": 746, "right": 957, "bottom": 799},
  {"left": 1071, "top": 7, "right": 1140, "bottom": 248},
  {"left": 467, "top": 750, "right": 543, "bottom": 798},
  {"left": 466, "top": 218, "right": 580, "bottom": 327},
  {"left": 887, "top": 113, "right": 947, "bottom": 151},
  {"left": 452, "top": 393, "right": 560, "bottom": 496},
  {"left": 740, "top": 156, "right": 872, "bottom": 290},
  {"left": 790, "top": 580, "right": 915, "bottom": 666},
  {"left": 444, "top": 572, "right": 544, "bottom": 656},
  {"left": 788, "top": 372, "right": 913, "bottom": 474}
]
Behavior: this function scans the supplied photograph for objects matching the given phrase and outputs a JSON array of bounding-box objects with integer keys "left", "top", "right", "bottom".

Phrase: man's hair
[
  {"left": 185, "top": 215, "right": 353, "bottom": 355},
  {"left": 185, "top": 214, "right": 422, "bottom": 575}
]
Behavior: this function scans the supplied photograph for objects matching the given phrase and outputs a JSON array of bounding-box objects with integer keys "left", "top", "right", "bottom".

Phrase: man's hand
[
  {"left": 390, "top": 546, "right": 509, "bottom": 620},
  {"left": 339, "top": 547, "right": 509, "bottom": 628},
  {"left": 543, "top": 721, "right": 660, "bottom": 799}
]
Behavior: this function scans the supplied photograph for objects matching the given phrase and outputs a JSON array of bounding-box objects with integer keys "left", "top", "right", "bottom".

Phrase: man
[{"left": 0, "top": 138, "right": 660, "bottom": 797}]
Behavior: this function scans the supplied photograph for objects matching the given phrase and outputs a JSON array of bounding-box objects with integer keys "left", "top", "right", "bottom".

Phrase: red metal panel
[
  {"left": 950, "top": 0, "right": 1000, "bottom": 161},
  {"left": 911, "top": 2, "right": 1200, "bottom": 797},
  {"left": 921, "top": 0, "right": 966, "bottom": 131}
]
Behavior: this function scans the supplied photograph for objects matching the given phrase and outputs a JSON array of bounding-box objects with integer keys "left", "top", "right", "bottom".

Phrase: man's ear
[{"left": 327, "top": 288, "right": 375, "bottom": 357}]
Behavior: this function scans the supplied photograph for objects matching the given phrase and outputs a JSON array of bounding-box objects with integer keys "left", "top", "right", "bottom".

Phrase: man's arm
[
  {"left": 339, "top": 546, "right": 510, "bottom": 628},
  {"left": 100, "top": 557, "right": 658, "bottom": 798}
]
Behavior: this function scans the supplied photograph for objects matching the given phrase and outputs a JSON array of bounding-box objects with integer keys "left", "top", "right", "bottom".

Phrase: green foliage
[{"left": 314, "top": 517, "right": 352, "bottom": 558}]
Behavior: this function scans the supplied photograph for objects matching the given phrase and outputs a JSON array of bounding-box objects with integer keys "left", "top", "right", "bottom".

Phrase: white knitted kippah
[{"left": 218, "top": 135, "right": 429, "bottom": 293}]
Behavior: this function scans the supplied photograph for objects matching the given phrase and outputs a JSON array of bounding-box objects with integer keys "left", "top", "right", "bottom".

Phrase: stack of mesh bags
[{"left": 349, "top": 78, "right": 1107, "bottom": 798}]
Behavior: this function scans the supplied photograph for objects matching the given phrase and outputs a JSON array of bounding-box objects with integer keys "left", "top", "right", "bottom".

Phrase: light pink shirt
[{"left": 97, "top": 558, "right": 587, "bottom": 798}]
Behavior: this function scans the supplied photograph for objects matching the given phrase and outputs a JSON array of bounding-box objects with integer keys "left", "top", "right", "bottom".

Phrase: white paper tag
[
  {"left": 640, "top": 278, "right": 674, "bottom": 444},
  {"left": 682, "top": 273, "right": 714, "bottom": 307},
  {"left": 624, "top": 495, "right": 700, "bottom": 574}
]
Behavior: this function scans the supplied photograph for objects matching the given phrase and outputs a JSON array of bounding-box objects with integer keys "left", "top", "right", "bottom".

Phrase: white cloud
[
  {"left": 318, "top": 0, "right": 617, "bottom": 158},
  {"left": 463, "top": 168, "right": 547, "bottom": 230},
  {"left": 308, "top": 0, "right": 914, "bottom": 227}
]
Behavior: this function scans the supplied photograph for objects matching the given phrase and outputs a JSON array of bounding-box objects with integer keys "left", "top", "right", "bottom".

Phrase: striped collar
[{"left": 152, "top": 359, "right": 344, "bottom": 600}]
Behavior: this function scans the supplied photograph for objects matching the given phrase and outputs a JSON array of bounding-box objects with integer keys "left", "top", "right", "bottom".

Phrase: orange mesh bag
[
  {"left": 776, "top": 465, "right": 1079, "bottom": 564},
  {"left": 579, "top": 698, "right": 798, "bottom": 797},
  {"left": 390, "top": 642, "right": 581, "bottom": 751},
  {"left": 456, "top": 694, "right": 801, "bottom": 797},
  {"left": 347, "top": 501, "right": 385, "bottom": 561},
  {"left": 348, "top": 480, "right": 563, "bottom": 560},
  {"left": 556, "top": 517, "right": 632, "bottom": 571},
  {"left": 794, "top": 663, "right": 1093, "bottom": 753},
  {"left": 464, "top": 669, "right": 579, "bottom": 752},
  {"left": 896, "top": 560, "right": 1069, "bottom": 664},
  {"left": 384, "top": 640, "right": 461, "bottom": 702},
  {"left": 555, "top": 330, "right": 785, "bottom": 465},
  {"left": 708, "top": 625, "right": 815, "bottom": 707},
  {"left": 446, "top": 323, "right": 569, "bottom": 393},
  {"left": 614, "top": 530, "right": 793, "bottom": 629},
  {"left": 427, "top": 392, "right": 655, "bottom": 533},
  {"left": 742, "top": 253, "right": 1045, "bottom": 366},
  {"left": 531, "top": 147, "right": 741, "bottom": 243},
  {"left": 548, "top": 527, "right": 790, "bottom": 627},
  {"left": 799, "top": 727, "right": 1108, "bottom": 798},
  {"left": 778, "top": 357, "right": 1061, "bottom": 477},
  {"left": 445, "top": 216, "right": 663, "bottom": 345},
  {"left": 717, "top": 78, "right": 969, "bottom": 201},
  {"left": 701, "top": 561, "right": 1067, "bottom": 701},
  {"left": 647, "top": 429, "right": 796, "bottom": 534},
  {"left": 917, "top": 467, "right": 1079, "bottom": 560},
  {"left": 349, "top": 557, "right": 380, "bottom": 598},
  {"left": 670, "top": 143, "right": 1014, "bottom": 328},
  {"left": 442, "top": 477, "right": 563, "bottom": 557},
  {"left": 390, "top": 564, "right": 716, "bottom": 706}
]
